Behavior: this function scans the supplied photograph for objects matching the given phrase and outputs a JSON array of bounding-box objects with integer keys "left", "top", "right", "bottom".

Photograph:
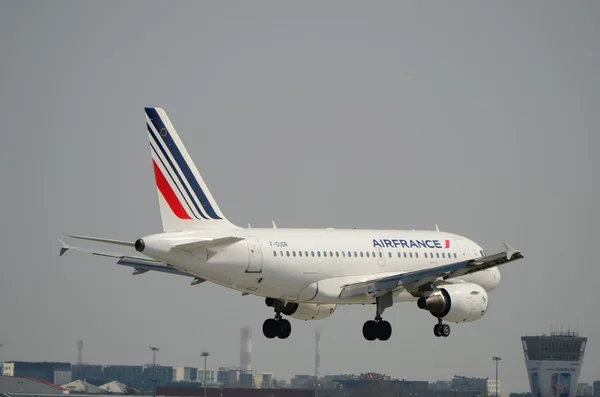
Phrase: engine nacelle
[
  {"left": 283, "top": 303, "right": 337, "bottom": 321},
  {"left": 417, "top": 283, "right": 489, "bottom": 323}
]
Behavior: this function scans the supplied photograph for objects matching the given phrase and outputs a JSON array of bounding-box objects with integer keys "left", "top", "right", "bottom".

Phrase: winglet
[
  {"left": 503, "top": 242, "right": 520, "bottom": 260},
  {"left": 272, "top": 220, "right": 277, "bottom": 229},
  {"left": 435, "top": 224, "right": 440, "bottom": 231},
  {"left": 58, "top": 239, "right": 70, "bottom": 256}
]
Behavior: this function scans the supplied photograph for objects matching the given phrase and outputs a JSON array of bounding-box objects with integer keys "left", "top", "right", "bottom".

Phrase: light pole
[
  {"left": 150, "top": 346, "right": 159, "bottom": 397},
  {"left": 201, "top": 351, "right": 210, "bottom": 397},
  {"left": 493, "top": 356, "right": 501, "bottom": 397}
]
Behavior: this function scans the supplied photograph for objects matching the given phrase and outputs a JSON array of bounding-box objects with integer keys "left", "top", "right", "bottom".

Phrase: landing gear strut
[
  {"left": 362, "top": 295, "right": 393, "bottom": 341},
  {"left": 433, "top": 318, "right": 450, "bottom": 337},
  {"left": 263, "top": 298, "right": 292, "bottom": 339}
]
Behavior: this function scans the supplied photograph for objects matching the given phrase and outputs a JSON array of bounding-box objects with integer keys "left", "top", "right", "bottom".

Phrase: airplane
[{"left": 59, "top": 107, "right": 524, "bottom": 341}]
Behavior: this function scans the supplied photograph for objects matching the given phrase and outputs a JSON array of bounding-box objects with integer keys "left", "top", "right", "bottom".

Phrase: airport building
[
  {"left": 197, "top": 369, "right": 217, "bottom": 384},
  {"left": 521, "top": 331, "right": 587, "bottom": 397},
  {"left": 450, "top": 376, "right": 500, "bottom": 397},
  {"left": 173, "top": 367, "right": 198, "bottom": 382},
  {"left": 70, "top": 364, "right": 103, "bottom": 384},
  {"left": 1, "top": 362, "right": 71, "bottom": 385}
]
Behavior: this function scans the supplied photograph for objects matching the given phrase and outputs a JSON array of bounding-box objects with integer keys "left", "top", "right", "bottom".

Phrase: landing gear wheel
[
  {"left": 263, "top": 318, "right": 278, "bottom": 339},
  {"left": 376, "top": 321, "right": 392, "bottom": 341},
  {"left": 433, "top": 324, "right": 442, "bottom": 337},
  {"left": 277, "top": 319, "right": 292, "bottom": 339},
  {"left": 441, "top": 323, "right": 451, "bottom": 337},
  {"left": 362, "top": 320, "right": 377, "bottom": 341}
]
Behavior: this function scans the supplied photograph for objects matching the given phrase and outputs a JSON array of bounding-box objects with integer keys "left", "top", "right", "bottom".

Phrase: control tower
[{"left": 521, "top": 331, "right": 587, "bottom": 397}]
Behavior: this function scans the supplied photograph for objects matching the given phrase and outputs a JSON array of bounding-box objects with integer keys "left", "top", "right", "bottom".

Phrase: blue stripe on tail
[
  {"left": 148, "top": 124, "right": 208, "bottom": 220},
  {"left": 145, "top": 108, "right": 222, "bottom": 220},
  {"left": 150, "top": 143, "right": 199, "bottom": 220}
]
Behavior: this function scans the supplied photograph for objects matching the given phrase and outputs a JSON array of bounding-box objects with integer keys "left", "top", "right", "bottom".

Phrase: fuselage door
[
  {"left": 375, "top": 247, "right": 385, "bottom": 267},
  {"left": 245, "top": 235, "right": 263, "bottom": 273}
]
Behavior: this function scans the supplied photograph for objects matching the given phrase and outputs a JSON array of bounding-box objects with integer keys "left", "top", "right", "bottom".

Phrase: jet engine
[
  {"left": 282, "top": 303, "right": 337, "bottom": 321},
  {"left": 417, "top": 283, "right": 489, "bottom": 323}
]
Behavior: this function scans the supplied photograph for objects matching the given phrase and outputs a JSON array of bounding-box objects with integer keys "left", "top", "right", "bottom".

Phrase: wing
[
  {"left": 339, "top": 242, "right": 523, "bottom": 299},
  {"left": 58, "top": 239, "right": 206, "bottom": 284}
]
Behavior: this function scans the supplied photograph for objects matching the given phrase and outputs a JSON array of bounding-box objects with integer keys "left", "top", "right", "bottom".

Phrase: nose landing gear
[{"left": 433, "top": 318, "right": 451, "bottom": 337}]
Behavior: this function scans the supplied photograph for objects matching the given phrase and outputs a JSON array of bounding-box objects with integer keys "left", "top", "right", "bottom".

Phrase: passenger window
[
  {"left": 441, "top": 253, "right": 445, "bottom": 258},
  {"left": 388, "top": 252, "right": 392, "bottom": 258},
  {"left": 336, "top": 252, "right": 339, "bottom": 257},
  {"left": 323, "top": 251, "right": 327, "bottom": 257},
  {"left": 454, "top": 253, "right": 457, "bottom": 258},
  {"left": 398, "top": 252, "right": 401, "bottom": 258},
  {"left": 424, "top": 253, "right": 428, "bottom": 258},
  {"left": 305, "top": 251, "right": 308, "bottom": 257},
  {"left": 436, "top": 253, "right": 440, "bottom": 258},
  {"left": 311, "top": 251, "right": 315, "bottom": 257},
  {"left": 409, "top": 252, "right": 413, "bottom": 258},
  {"left": 342, "top": 251, "right": 345, "bottom": 257},
  {"left": 280, "top": 251, "right": 283, "bottom": 257},
  {"left": 348, "top": 251, "right": 352, "bottom": 257},
  {"left": 286, "top": 251, "right": 290, "bottom": 257},
  {"left": 366, "top": 252, "right": 370, "bottom": 258},
  {"left": 292, "top": 251, "right": 296, "bottom": 257},
  {"left": 299, "top": 251, "right": 302, "bottom": 257},
  {"left": 360, "top": 252, "right": 364, "bottom": 258},
  {"left": 379, "top": 252, "right": 383, "bottom": 258},
  {"left": 354, "top": 251, "right": 358, "bottom": 257},
  {"left": 273, "top": 251, "right": 277, "bottom": 257},
  {"left": 317, "top": 251, "right": 321, "bottom": 257},
  {"left": 372, "top": 252, "right": 376, "bottom": 258},
  {"left": 415, "top": 253, "right": 419, "bottom": 258},
  {"left": 404, "top": 252, "right": 407, "bottom": 258}
]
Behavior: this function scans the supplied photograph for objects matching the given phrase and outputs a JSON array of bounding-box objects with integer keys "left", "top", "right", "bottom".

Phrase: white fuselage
[{"left": 140, "top": 228, "right": 501, "bottom": 305}]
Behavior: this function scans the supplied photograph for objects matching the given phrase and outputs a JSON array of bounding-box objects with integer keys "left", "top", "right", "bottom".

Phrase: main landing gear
[
  {"left": 362, "top": 294, "right": 393, "bottom": 341},
  {"left": 433, "top": 318, "right": 451, "bottom": 337},
  {"left": 263, "top": 298, "right": 292, "bottom": 339}
]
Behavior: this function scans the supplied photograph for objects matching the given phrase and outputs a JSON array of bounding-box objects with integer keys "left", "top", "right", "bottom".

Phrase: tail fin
[{"left": 145, "top": 107, "right": 238, "bottom": 231}]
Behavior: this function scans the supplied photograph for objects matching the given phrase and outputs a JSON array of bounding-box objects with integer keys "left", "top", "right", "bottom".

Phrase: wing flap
[{"left": 340, "top": 243, "right": 524, "bottom": 298}]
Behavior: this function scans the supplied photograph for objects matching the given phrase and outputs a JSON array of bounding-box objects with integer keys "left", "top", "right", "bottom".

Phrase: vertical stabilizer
[{"left": 145, "top": 107, "right": 238, "bottom": 231}]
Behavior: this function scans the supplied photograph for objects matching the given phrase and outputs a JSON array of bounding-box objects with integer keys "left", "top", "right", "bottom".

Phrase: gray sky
[{"left": 1, "top": 1, "right": 599, "bottom": 393}]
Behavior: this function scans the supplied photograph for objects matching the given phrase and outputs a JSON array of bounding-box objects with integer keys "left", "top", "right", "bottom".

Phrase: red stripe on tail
[
  {"left": 153, "top": 160, "right": 192, "bottom": 219},
  {"left": 445, "top": 240, "right": 450, "bottom": 248}
]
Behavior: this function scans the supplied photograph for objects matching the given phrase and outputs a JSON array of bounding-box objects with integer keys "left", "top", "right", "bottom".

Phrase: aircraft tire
[
  {"left": 263, "top": 318, "right": 278, "bottom": 339},
  {"left": 277, "top": 319, "right": 292, "bottom": 339},
  {"left": 377, "top": 321, "right": 392, "bottom": 341},
  {"left": 362, "top": 320, "right": 377, "bottom": 341},
  {"left": 441, "top": 324, "right": 451, "bottom": 337}
]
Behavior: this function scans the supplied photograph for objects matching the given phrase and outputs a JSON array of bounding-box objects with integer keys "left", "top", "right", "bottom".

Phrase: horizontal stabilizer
[
  {"left": 58, "top": 239, "right": 198, "bottom": 279},
  {"left": 69, "top": 235, "right": 135, "bottom": 247},
  {"left": 174, "top": 236, "right": 244, "bottom": 251}
]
